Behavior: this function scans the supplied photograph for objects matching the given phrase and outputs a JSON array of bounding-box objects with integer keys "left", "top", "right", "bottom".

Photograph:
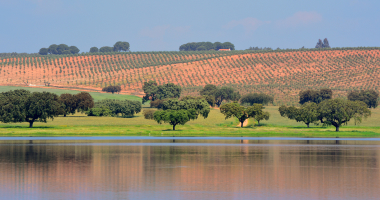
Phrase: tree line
[
  {"left": 0, "top": 90, "right": 94, "bottom": 127},
  {"left": 279, "top": 89, "right": 378, "bottom": 131},
  {"left": 142, "top": 82, "right": 272, "bottom": 129},
  {"left": 0, "top": 89, "right": 142, "bottom": 127},
  {"left": 38, "top": 41, "right": 130, "bottom": 55},
  {"left": 39, "top": 44, "right": 80, "bottom": 55},
  {"left": 179, "top": 42, "right": 235, "bottom": 51},
  {"left": 90, "top": 41, "right": 130, "bottom": 53}
]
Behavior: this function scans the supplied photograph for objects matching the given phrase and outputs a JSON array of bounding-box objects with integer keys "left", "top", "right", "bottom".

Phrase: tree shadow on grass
[
  {"left": 162, "top": 129, "right": 184, "bottom": 132},
  {"left": 291, "top": 126, "right": 326, "bottom": 129},
  {"left": 0, "top": 126, "right": 54, "bottom": 129}
]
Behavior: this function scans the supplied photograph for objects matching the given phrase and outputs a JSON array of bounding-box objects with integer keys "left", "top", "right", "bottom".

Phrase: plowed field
[{"left": 1, "top": 49, "right": 379, "bottom": 105}]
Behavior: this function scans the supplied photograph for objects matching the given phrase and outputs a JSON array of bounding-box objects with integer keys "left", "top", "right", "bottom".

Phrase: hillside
[{"left": 1, "top": 48, "right": 380, "bottom": 105}]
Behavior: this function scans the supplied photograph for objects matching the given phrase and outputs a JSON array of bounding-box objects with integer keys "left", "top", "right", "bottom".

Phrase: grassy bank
[{"left": 1, "top": 108, "right": 380, "bottom": 138}]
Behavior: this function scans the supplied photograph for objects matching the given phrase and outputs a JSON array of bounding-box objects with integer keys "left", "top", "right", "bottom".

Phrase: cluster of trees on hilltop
[
  {"left": 0, "top": 90, "right": 94, "bottom": 127},
  {"left": 179, "top": 42, "right": 235, "bottom": 51},
  {"left": 279, "top": 89, "right": 378, "bottom": 131},
  {"left": 315, "top": 38, "right": 330, "bottom": 48},
  {"left": 39, "top": 44, "right": 80, "bottom": 55},
  {"left": 90, "top": 41, "right": 130, "bottom": 53}
]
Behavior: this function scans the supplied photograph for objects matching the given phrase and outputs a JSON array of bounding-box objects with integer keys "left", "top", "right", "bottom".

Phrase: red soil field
[{"left": 1, "top": 49, "right": 379, "bottom": 105}]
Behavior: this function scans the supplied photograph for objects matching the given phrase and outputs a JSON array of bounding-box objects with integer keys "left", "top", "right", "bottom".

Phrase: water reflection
[{"left": 0, "top": 139, "right": 379, "bottom": 199}]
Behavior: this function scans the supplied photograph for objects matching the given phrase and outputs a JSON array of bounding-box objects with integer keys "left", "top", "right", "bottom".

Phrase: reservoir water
[{"left": 0, "top": 137, "right": 379, "bottom": 199}]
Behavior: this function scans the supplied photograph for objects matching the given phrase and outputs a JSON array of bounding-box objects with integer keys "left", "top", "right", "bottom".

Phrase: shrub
[{"left": 143, "top": 109, "right": 155, "bottom": 119}]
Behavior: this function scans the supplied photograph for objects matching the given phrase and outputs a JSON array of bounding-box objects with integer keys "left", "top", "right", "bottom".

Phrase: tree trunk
[
  {"left": 64, "top": 114, "right": 67, "bottom": 117},
  {"left": 241, "top": 120, "right": 244, "bottom": 128},
  {"left": 173, "top": 124, "right": 176, "bottom": 131},
  {"left": 307, "top": 123, "right": 310, "bottom": 128},
  {"left": 29, "top": 121, "right": 34, "bottom": 128},
  {"left": 336, "top": 126, "right": 339, "bottom": 132}
]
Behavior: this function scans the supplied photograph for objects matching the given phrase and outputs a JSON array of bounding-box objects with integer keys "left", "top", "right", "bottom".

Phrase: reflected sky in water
[{"left": 0, "top": 138, "right": 379, "bottom": 200}]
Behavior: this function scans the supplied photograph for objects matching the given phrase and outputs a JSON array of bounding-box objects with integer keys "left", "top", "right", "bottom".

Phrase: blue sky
[{"left": 0, "top": 0, "right": 379, "bottom": 53}]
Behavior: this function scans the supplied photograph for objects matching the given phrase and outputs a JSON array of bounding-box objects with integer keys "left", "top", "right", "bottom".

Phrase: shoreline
[{"left": 1, "top": 124, "right": 379, "bottom": 138}]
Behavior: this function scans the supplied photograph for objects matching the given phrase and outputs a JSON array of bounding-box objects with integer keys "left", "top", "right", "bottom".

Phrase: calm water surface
[{"left": 0, "top": 137, "right": 379, "bottom": 200}]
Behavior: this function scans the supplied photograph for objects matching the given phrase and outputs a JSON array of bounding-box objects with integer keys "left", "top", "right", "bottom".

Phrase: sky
[{"left": 0, "top": 0, "right": 379, "bottom": 53}]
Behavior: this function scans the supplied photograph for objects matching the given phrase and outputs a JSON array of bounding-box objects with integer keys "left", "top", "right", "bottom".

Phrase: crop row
[{"left": 0, "top": 49, "right": 379, "bottom": 104}]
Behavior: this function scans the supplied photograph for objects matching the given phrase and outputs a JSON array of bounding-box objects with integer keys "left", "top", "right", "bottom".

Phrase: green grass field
[
  {"left": 1, "top": 107, "right": 379, "bottom": 138},
  {"left": 0, "top": 86, "right": 142, "bottom": 102}
]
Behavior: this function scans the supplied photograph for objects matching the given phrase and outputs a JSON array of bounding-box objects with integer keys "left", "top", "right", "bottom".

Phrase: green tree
[
  {"left": 240, "top": 93, "right": 274, "bottom": 106},
  {"left": 142, "top": 81, "right": 181, "bottom": 104},
  {"left": 0, "top": 90, "right": 61, "bottom": 128},
  {"left": 48, "top": 44, "right": 58, "bottom": 54},
  {"left": 279, "top": 102, "right": 319, "bottom": 128},
  {"left": 113, "top": 41, "right": 130, "bottom": 52},
  {"left": 75, "top": 92, "right": 94, "bottom": 112},
  {"left": 99, "top": 46, "right": 114, "bottom": 53},
  {"left": 69, "top": 46, "right": 80, "bottom": 54},
  {"left": 200, "top": 84, "right": 218, "bottom": 96},
  {"left": 318, "top": 99, "right": 371, "bottom": 131},
  {"left": 347, "top": 90, "right": 379, "bottom": 108},
  {"left": 222, "top": 42, "right": 235, "bottom": 50},
  {"left": 90, "top": 47, "right": 99, "bottom": 53},
  {"left": 142, "top": 81, "right": 158, "bottom": 103},
  {"left": 215, "top": 86, "right": 240, "bottom": 107},
  {"left": 220, "top": 102, "right": 263, "bottom": 128},
  {"left": 62, "top": 50, "right": 72, "bottom": 55},
  {"left": 86, "top": 106, "right": 111, "bottom": 116},
  {"left": 102, "top": 85, "right": 122, "bottom": 94},
  {"left": 59, "top": 93, "right": 78, "bottom": 117},
  {"left": 91, "top": 99, "right": 141, "bottom": 117},
  {"left": 57, "top": 44, "right": 69, "bottom": 54},
  {"left": 162, "top": 97, "right": 210, "bottom": 119},
  {"left": 255, "top": 111, "right": 270, "bottom": 125},
  {"left": 299, "top": 89, "right": 332, "bottom": 104},
  {"left": 153, "top": 109, "right": 197, "bottom": 130},
  {"left": 39, "top": 48, "right": 48, "bottom": 55}
]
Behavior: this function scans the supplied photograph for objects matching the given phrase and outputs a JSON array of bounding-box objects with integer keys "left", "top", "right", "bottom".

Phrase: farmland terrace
[{"left": 1, "top": 48, "right": 379, "bottom": 105}]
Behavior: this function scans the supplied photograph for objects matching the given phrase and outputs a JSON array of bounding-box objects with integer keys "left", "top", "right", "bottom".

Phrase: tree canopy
[
  {"left": 75, "top": 92, "right": 94, "bottom": 112},
  {"left": 279, "top": 102, "right": 319, "bottom": 128},
  {"left": 315, "top": 38, "right": 330, "bottom": 48},
  {"left": 154, "top": 109, "right": 197, "bottom": 130},
  {"left": 113, "top": 41, "right": 130, "bottom": 52},
  {"left": 162, "top": 97, "right": 210, "bottom": 119},
  {"left": 179, "top": 42, "right": 235, "bottom": 51},
  {"left": 90, "top": 99, "right": 141, "bottom": 117},
  {"left": 0, "top": 90, "right": 61, "bottom": 127},
  {"left": 347, "top": 90, "right": 379, "bottom": 108},
  {"left": 299, "top": 89, "right": 332, "bottom": 104},
  {"left": 318, "top": 99, "right": 371, "bottom": 131},
  {"left": 220, "top": 102, "right": 264, "bottom": 127},
  {"left": 142, "top": 81, "right": 181, "bottom": 104},
  {"left": 90, "top": 47, "right": 99, "bottom": 53},
  {"left": 99, "top": 46, "right": 114, "bottom": 53},
  {"left": 199, "top": 84, "right": 240, "bottom": 107},
  {"left": 40, "top": 44, "right": 80, "bottom": 55},
  {"left": 240, "top": 93, "right": 274, "bottom": 106},
  {"left": 59, "top": 93, "right": 77, "bottom": 117},
  {"left": 102, "top": 85, "right": 122, "bottom": 94}
]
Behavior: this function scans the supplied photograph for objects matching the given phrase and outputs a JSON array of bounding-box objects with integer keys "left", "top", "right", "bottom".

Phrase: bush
[
  {"left": 86, "top": 107, "right": 112, "bottom": 116},
  {"left": 143, "top": 109, "right": 156, "bottom": 119},
  {"left": 240, "top": 93, "right": 274, "bottom": 106},
  {"left": 150, "top": 99, "right": 167, "bottom": 108},
  {"left": 95, "top": 99, "right": 142, "bottom": 117},
  {"left": 102, "top": 85, "right": 121, "bottom": 94}
]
